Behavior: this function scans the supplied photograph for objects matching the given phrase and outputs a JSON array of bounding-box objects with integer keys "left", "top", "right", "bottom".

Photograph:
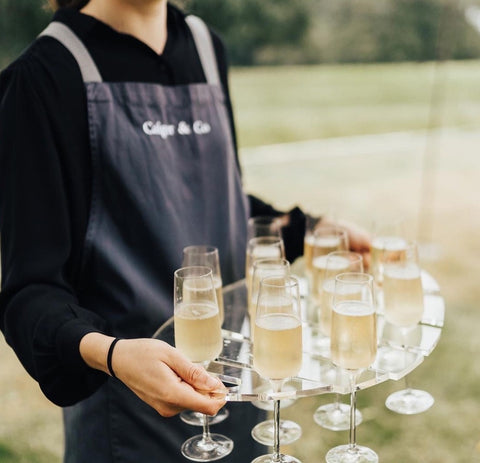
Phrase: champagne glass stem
[
  {"left": 348, "top": 371, "right": 358, "bottom": 451},
  {"left": 272, "top": 399, "right": 281, "bottom": 462},
  {"left": 401, "top": 327, "right": 412, "bottom": 392},
  {"left": 334, "top": 393, "right": 342, "bottom": 411},
  {"left": 404, "top": 374, "right": 412, "bottom": 392},
  {"left": 202, "top": 413, "right": 212, "bottom": 445},
  {"left": 271, "top": 379, "right": 285, "bottom": 463}
]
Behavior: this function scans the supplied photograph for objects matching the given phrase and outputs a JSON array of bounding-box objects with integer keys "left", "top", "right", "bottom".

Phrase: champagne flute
[
  {"left": 370, "top": 218, "right": 407, "bottom": 288},
  {"left": 383, "top": 241, "right": 434, "bottom": 414},
  {"left": 181, "top": 246, "right": 228, "bottom": 427},
  {"left": 248, "top": 215, "right": 283, "bottom": 241},
  {"left": 245, "top": 236, "right": 286, "bottom": 306},
  {"left": 303, "top": 217, "right": 338, "bottom": 282},
  {"left": 248, "top": 258, "right": 302, "bottom": 447},
  {"left": 313, "top": 252, "right": 364, "bottom": 431},
  {"left": 183, "top": 245, "right": 225, "bottom": 325},
  {"left": 307, "top": 226, "right": 349, "bottom": 325},
  {"left": 326, "top": 273, "right": 378, "bottom": 463},
  {"left": 248, "top": 257, "right": 291, "bottom": 325},
  {"left": 252, "top": 276, "right": 303, "bottom": 463},
  {"left": 317, "top": 252, "right": 364, "bottom": 338},
  {"left": 303, "top": 215, "right": 319, "bottom": 279},
  {"left": 174, "top": 266, "right": 233, "bottom": 461}
]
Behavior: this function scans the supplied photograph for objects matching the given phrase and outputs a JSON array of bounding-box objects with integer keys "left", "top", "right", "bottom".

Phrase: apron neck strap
[
  {"left": 185, "top": 15, "right": 221, "bottom": 87},
  {"left": 39, "top": 22, "right": 102, "bottom": 83},
  {"left": 38, "top": 15, "right": 220, "bottom": 87}
]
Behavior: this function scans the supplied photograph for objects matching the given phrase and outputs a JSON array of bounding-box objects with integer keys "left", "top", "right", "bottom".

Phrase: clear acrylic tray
[{"left": 153, "top": 271, "right": 443, "bottom": 402}]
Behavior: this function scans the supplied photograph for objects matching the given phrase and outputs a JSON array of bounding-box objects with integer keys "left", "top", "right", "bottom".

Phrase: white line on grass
[{"left": 239, "top": 127, "right": 480, "bottom": 166}]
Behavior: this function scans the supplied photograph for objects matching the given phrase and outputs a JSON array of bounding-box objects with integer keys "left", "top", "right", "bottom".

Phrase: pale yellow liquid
[
  {"left": 174, "top": 302, "right": 222, "bottom": 363},
  {"left": 214, "top": 278, "right": 225, "bottom": 325},
  {"left": 311, "top": 254, "right": 350, "bottom": 301},
  {"left": 251, "top": 294, "right": 293, "bottom": 341},
  {"left": 310, "top": 255, "right": 330, "bottom": 300},
  {"left": 303, "top": 235, "right": 315, "bottom": 274},
  {"left": 371, "top": 236, "right": 408, "bottom": 284},
  {"left": 318, "top": 280, "right": 362, "bottom": 337},
  {"left": 331, "top": 301, "right": 377, "bottom": 370},
  {"left": 248, "top": 266, "right": 288, "bottom": 318},
  {"left": 183, "top": 276, "right": 224, "bottom": 324},
  {"left": 383, "top": 264, "right": 424, "bottom": 327},
  {"left": 304, "top": 234, "right": 344, "bottom": 275},
  {"left": 245, "top": 244, "right": 283, "bottom": 306},
  {"left": 253, "top": 313, "right": 302, "bottom": 380}
]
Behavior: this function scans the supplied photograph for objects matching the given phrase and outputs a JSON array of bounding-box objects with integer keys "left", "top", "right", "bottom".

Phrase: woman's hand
[
  {"left": 80, "top": 334, "right": 227, "bottom": 417},
  {"left": 320, "top": 217, "right": 372, "bottom": 269}
]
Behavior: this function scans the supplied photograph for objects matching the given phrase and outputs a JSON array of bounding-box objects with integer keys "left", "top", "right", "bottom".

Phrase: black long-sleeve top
[{"left": 0, "top": 4, "right": 306, "bottom": 407}]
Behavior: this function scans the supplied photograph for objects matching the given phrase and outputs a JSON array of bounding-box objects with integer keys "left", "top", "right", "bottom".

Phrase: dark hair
[{"left": 48, "top": 0, "right": 90, "bottom": 10}]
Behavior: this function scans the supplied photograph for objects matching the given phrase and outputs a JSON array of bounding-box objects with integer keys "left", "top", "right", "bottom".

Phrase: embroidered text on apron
[{"left": 40, "top": 17, "right": 264, "bottom": 463}]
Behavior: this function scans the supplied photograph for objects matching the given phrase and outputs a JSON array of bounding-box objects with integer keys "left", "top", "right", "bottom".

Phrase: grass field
[
  {"left": 232, "top": 60, "right": 480, "bottom": 147},
  {"left": 1, "top": 60, "right": 479, "bottom": 462},
  {"left": 242, "top": 129, "right": 480, "bottom": 462}
]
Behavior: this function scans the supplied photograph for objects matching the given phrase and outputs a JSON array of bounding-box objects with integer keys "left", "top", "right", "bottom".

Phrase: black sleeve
[{"left": 0, "top": 53, "right": 107, "bottom": 406}]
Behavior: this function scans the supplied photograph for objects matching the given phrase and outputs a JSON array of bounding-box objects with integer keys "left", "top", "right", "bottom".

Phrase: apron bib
[{"left": 40, "top": 18, "right": 263, "bottom": 463}]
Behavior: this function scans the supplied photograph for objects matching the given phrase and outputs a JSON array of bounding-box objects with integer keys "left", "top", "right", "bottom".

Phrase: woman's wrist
[{"left": 79, "top": 332, "right": 116, "bottom": 375}]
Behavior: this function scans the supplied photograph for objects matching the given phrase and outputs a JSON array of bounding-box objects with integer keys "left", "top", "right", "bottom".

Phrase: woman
[{"left": 0, "top": 0, "right": 370, "bottom": 461}]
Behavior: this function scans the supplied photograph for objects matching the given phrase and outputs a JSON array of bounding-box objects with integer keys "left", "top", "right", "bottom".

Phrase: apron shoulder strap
[
  {"left": 185, "top": 15, "right": 221, "bottom": 87},
  {"left": 39, "top": 18, "right": 219, "bottom": 86},
  {"left": 39, "top": 22, "right": 102, "bottom": 83}
]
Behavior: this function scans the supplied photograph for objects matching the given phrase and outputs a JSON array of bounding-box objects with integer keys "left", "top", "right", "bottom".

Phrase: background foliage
[
  {"left": 185, "top": 0, "right": 480, "bottom": 65},
  {"left": 2, "top": 0, "right": 480, "bottom": 68}
]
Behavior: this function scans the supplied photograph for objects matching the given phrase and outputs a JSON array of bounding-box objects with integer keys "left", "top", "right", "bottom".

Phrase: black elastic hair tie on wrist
[{"left": 107, "top": 337, "right": 122, "bottom": 379}]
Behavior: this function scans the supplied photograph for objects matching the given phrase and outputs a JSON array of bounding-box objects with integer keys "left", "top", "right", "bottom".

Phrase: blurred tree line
[
  {"left": 184, "top": 0, "right": 480, "bottom": 65},
  {"left": 1, "top": 0, "right": 480, "bottom": 68}
]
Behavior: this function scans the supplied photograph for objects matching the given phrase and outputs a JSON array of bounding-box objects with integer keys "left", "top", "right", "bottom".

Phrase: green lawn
[
  {"left": 236, "top": 60, "right": 480, "bottom": 462},
  {"left": 231, "top": 60, "right": 480, "bottom": 147},
  {"left": 1, "top": 60, "right": 479, "bottom": 462}
]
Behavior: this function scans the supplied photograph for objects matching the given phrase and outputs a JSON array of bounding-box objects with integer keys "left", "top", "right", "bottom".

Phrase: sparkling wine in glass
[
  {"left": 383, "top": 241, "right": 434, "bottom": 414},
  {"left": 303, "top": 215, "right": 320, "bottom": 275},
  {"left": 174, "top": 266, "right": 233, "bottom": 461},
  {"left": 313, "top": 252, "right": 364, "bottom": 431},
  {"left": 248, "top": 258, "right": 302, "bottom": 447},
  {"left": 317, "top": 251, "right": 364, "bottom": 338},
  {"left": 181, "top": 246, "right": 229, "bottom": 427},
  {"left": 370, "top": 218, "right": 407, "bottom": 288},
  {"left": 183, "top": 246, "right": 225, "bottom": 325},
  {"left": 245, "top": 236, "right": 285, "bottom": 307},
  {"left": 307, "top": 225, "right": 349, "bottom": 324},
  {"left": 248, "top": 257, "right": 291, "bottom": 327},
  {"left": 247, "top": 215, "right": 283, "bottom": 242},
  {"left": 252, "top": 276, "right": 303, "bottom": 463},
  {"left": 326, "top": 273, "right": 378, "bottom": 463}
]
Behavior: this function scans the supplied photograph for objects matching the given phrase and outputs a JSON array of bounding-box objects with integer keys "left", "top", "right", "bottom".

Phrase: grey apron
[{"left": 40, "top": 17, "right": 264, "bottom": 463}]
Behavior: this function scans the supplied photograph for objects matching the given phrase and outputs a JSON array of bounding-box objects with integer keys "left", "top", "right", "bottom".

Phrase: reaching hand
[{"left": 320, "top": 218, "right": 372, "bottom": 270}]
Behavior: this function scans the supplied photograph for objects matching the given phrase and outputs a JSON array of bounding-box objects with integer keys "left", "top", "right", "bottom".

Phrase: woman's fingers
[{"left": 113, "top": 338, "right": 226, "bottom": 417}]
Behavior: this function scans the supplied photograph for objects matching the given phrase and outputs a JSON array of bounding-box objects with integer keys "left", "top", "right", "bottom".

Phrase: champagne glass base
[
  {"left": 252, "top": 453, "right": 301, "bottom": 463},
  {"left": 326, "top": 444, "right": 378, "bottom": 463},
  {"left": 181, "top": 434, "right": 233, "bottom": 462},
  {"left": 385, "top": 388, "right": 434, "bottom": 415},
  {"left": 313, "top": 402, "right": 363, "bottom": 431},
  {"left": 251, "top": 419, "right": 302, "bottom": 446},
  {"left": 180, "top": 408, "right": 229, "bottom": 426}
]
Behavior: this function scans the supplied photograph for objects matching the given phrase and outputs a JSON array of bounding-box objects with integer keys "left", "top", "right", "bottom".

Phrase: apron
[{"left": 40, "top": 16, "right": 264, "bottom": 463}]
